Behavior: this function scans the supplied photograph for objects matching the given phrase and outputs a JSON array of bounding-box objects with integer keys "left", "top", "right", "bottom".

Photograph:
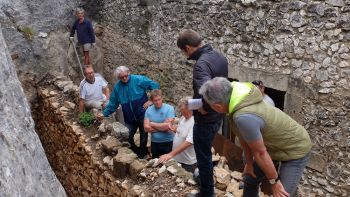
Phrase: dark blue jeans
[
  {"left": 243, "top": 152, "right": 311, "bottom": 197},
  {"left": 180, "top": 162, "right": 197, "bottom": 173},
  {"left": 125, "top": 119, "right": 148, "bottom": 158},
  {"left": 151, "top": 141, "right": 173, "bottom": 159},
  {"left": 193, "top": 121, "right": 221, "bottom": 197}
]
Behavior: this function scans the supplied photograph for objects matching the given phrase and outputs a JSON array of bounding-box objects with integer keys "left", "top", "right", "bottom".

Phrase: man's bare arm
[
  {"left": 102, "top": 87, "right": 110, "bottom": 100},
  {"left": 149, "top": 118, "right": 174, "bottom": 131},
  {"left": 79, "top": 98, "right": 85, "bottom": 113},
  {"left": 144, "top": 118, "right": 155, "bottom": 133},
  {"left": 247, "top": 139, "right": 289, "bottom": 197},
  {"left": 159, "top": 141, "right": 192, "bottom": 163}
]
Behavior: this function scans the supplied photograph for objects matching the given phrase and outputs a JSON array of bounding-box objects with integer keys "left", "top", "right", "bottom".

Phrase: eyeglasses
[{"left": 119, "top": 74, "right": 128, "bottom": 80}]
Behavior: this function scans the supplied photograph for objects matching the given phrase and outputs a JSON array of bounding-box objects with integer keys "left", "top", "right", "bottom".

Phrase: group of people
[
  {"left": 78, "top": 65, "right": 198, "bottom": 173},
  {"left": 72, "top": 7, "right": 312, "bottom": 197}
]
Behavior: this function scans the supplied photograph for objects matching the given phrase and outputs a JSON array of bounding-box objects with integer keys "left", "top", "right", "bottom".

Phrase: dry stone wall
[
  {"left": 33, "top": 77, "right": 132, "bottom": 196},
  {"left": 98, "top": 0, "right": 350, "bottom": 196}
]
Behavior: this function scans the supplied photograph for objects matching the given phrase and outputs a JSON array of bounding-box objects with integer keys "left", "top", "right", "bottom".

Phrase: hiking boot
[{"left": 184, "top": 193, "right": 201, "bottom": 197}]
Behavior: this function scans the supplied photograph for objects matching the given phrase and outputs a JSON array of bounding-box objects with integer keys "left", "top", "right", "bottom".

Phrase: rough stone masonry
[{"left": 97, "top": 0, "right": 350, "bottom": 196}]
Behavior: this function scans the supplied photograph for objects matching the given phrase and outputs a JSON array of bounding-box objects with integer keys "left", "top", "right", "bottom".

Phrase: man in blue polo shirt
[
  {"left": 70, "top": 8, "right": 95, "bottom": 65},
  {"left": 144, "top": 89, "right": 175, "bottom": 158}
]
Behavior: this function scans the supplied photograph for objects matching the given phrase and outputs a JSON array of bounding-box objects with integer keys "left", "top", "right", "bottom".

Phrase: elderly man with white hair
[
  {"left": 199, "top": 77, "right": 311, "bottom": 197},
  {"left": 102, "top": 66, "right": 159, "bottom": 158}
]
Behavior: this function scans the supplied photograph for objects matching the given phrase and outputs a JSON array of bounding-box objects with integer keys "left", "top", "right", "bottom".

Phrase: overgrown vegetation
[
  {"left": 18, "top": 26, "right": 35, "bottom": 40},
  {"left": 79, "top": 112, "right": 95, "bottom": 127}
]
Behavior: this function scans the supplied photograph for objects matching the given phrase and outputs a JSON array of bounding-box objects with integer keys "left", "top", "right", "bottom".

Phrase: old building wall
[{"left": 99, "top": 0, "right": 350, "bottom": 196}]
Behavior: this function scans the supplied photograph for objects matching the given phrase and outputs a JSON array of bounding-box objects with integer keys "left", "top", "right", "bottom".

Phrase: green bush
[
  {"left": 18, "top": 26, "right": 35, "bottom": 40},
  {"left": 79, "top": 112, "right": 95, "bottom": 127}
]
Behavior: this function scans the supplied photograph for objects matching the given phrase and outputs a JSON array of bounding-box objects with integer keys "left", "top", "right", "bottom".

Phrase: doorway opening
[{"left": 264, "top": 87, "right": 286, "bottom": 111}]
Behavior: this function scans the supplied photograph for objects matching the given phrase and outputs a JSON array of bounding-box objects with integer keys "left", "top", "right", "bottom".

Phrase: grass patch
[{"left": 18, "top": 26, "right": 35, "bottom": 40}]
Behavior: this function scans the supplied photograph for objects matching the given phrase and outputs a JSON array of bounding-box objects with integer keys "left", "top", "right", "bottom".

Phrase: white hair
[
  {"left": 114, "top": 66, "right": 130, "bottom": 77},
  {"left": 199, "top": 77, "right": 232, "bottom": 104},
  {"left": 76, "top": 8, "right": 85, "bottom": 14},
  {"left": 178, "top": 96, "right": 192, "bottom": 108}
]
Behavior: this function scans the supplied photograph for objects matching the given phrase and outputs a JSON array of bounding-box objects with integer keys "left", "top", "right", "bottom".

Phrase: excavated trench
[{"left": 30, "top": 73, "right": 252, "bottom": 197}]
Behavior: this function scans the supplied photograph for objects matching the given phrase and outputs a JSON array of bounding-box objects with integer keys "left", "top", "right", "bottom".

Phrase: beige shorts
[{"left": 78, "top": 43, "right": 92, "bottom": 52}]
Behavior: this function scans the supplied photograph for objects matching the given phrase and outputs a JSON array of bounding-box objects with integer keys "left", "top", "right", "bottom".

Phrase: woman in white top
[{"left": 159, "top": 97, "right": 197, "bottom": 172}]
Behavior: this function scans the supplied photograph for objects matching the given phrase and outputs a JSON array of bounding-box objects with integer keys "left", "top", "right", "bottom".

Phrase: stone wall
[
  {"left": 33, "top": 77, "right": 132, "bottom": 196},
  {"left": 98, "top": 0, "right": 350, "bottom": 196}
]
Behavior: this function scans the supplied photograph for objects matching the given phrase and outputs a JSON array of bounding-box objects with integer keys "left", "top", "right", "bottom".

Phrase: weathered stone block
[
  {"left": 307, "top": 151, "right": 327, "bottom": 172},
  {"left": 130, "top": 185, "right": 143, "bottom": 196},
  {"left": 113, "top": 147, "right": 138, "bottom": 178},
  {"left": 230, "top": 171, "right": 242, "bottom": 181},
  {"left": 129, "top": 159, "right": 148, "bottom": 180},
  {"left": 64, "top": 101, "right": 76, "bottom": 109},
  {"left": 101, "top": 136, "right": 122, "bottom": 155},
  {"left": 167, "top": 164, "right": 192, "bottom": 180},
  {"left": 106, "top": 122, "right": 129, "bottom": 141},
  {"left": 214, "top": 167, "right": 231, "bottom": 190},
  {"left": 226, "top": 179, "right": 242, "bottom": 196}
]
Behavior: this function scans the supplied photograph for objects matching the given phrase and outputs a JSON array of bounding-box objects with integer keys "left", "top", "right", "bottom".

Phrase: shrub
[
  {"left": 18, "top": 26, "right": 35, "bottom": 40},
  {"left": 79, "top": 112, "right": 95, "bottom": 127}
]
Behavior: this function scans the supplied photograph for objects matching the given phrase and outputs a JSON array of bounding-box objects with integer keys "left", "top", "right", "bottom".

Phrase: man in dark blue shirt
[
  {"left": 177, "top": 29, "right": 228, "bottom": 197},
  {"left": 70, "top": 8, "right": 95, "bottom": 65}
]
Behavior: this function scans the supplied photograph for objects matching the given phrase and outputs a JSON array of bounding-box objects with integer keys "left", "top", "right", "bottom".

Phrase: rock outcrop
[{"left": 0, "top": 25, "right": 66, "bottom": 196}]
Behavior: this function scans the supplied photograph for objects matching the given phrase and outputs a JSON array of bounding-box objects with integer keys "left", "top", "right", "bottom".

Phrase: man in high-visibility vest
[{"left": 199, "top": 77, "right": 312, "bottom": 197}]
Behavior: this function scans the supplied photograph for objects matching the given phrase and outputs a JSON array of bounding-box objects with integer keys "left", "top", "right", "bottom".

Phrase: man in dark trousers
[
  {"left": 102, "top": 66, "right": 159, "bottom": 159},
  {"left": 177, "top": 29, "right": 228, "bottom": 197},
  {"left": 70, "top": 8, "right": 95, "bottom": 65}
]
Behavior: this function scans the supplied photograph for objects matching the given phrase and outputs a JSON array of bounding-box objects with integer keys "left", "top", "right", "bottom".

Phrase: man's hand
[
  {"left": 96, "top": 113, "right": 104, "bottom": 121},
  {"left": 92, "top": 43, "right": 96, "bottom": 47},
  {"left": 271, "top": 181, "right": 290, "bottom": 197},
  {"left": 198, "top": 107, "right": 208, "bottom": 115},
  {"left": 159, "top": 153, "right": 173, "bottom": 163},
  {"left": 168, "top": 124, "right": 177, "bottom": 133},
  {"left": 143, "top": 100, "right": 153, "bottom": 110},
  {"left": 102, "top": 100, "right": 108, "bottom": 108},
  {"left": 243, "top": 163, "right": 256, "bottom": 179}
]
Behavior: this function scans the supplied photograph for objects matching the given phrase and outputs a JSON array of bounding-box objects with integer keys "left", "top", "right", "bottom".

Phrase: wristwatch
[{"left": 269, "top": 175, "right": 280, "bottom": 185}]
